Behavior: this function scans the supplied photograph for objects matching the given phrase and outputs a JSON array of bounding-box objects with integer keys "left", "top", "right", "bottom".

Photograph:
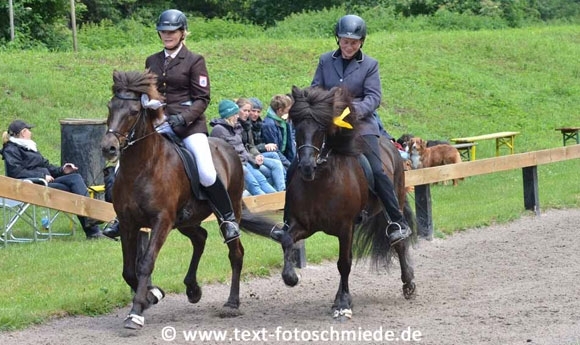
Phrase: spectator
[
  {"left": 210, "top": 100, "right": 277, "bottom": 195},
  {"left": 261, "top": 94, "right": 296, "bottom": 165},
  {"left": 236, "top": 98, "right": 285, "bottom": 191},
  {"left": 245, "top": 98, "right": 292, "bottom": 171},
  {"left": 1, "top": 120, "right": 106, "bottom": 239},
  {"left": 101, "top": 159, "right": 120, "bottom": 238}
]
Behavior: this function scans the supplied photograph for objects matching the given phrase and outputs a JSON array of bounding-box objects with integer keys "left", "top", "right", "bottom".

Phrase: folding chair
[
  {"left": 1, "top": 195, "right": 40, "bottom": 245},
  {"left": 0, "top": 178, "right": 76, "bottom": 247},
  {"left": 27, "top": 178, "right": 77, "bottom": 239}
]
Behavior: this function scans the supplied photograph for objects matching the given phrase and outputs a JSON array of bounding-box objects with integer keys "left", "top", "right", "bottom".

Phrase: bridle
[
  {"left": 106, "top": 93, "right": 159, "bottom": 152},
  {"left": 296, "top": 117, "right": 331, "bottom": 165}
]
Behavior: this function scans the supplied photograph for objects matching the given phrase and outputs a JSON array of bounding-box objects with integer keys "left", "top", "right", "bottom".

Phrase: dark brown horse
[
  {"left": 277, "top": 86, "right": 416, "bottom": 320},
  {"left": 100, "top": 70, "right": 274, "bottom": 329}
]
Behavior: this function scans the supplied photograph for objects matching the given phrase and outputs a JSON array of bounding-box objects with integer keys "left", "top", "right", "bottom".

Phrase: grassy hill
[
  {"left": 1, "top": 25, "right": 578, "bottom": 161},
  {"left": 0, "top": 25, "right": 579, "bottom": 331}
]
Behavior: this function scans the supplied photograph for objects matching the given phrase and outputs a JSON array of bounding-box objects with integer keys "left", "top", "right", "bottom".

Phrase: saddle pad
[{"left": 161, "top": 133, "right": 208, "bottom": 201}]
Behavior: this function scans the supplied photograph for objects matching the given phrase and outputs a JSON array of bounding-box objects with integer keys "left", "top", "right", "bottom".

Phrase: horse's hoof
[
  {"left": 403, "top": 281, "right": 416, "bottom": 299},
  {"left": 332, "top": 308, "right": 352, "bottom": 321},
  {"left": 282, "top": 271, "right": 300, "bottom": 287},
  {"left": 124, "top": 314, "right": 144, "bottom": 329},
  {"left": 147, "top": 286, "right": 165, "bottom": 305},
  {"left": 186, "top": 285, "right": 202, "bottom": 304},
  {"left": 219, "top": 303, "right": 242, "bottom": 318}
]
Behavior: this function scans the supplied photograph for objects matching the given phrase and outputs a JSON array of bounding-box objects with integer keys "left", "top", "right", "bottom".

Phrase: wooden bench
[
  {"left": 555, "top": 127, "right": 580, "bottom": 146},
  {"left": 452, "top": 143, "right": 477, "bottom": 161},
  {"left": 451, "top": 131, "right": 519, "bottom": 160}
]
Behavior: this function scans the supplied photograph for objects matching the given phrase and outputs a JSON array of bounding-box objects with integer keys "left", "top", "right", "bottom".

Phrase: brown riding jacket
[{"left": 145, "top": 45, "right": 210, "bottom": 137}]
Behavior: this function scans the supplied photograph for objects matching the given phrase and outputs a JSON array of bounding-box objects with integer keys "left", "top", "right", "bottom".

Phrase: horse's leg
[
  {"left": 332, "top": 228, "right": 353, "bottom": 321},
  {"left": 124, "top": 219, "right": 173, "bottom": 330},
  {"left": 394, "top": 239, "right": 416, "bottom": 299},
  {"left": 177, "top": 225, "right": 207, "bottom": 304},
  {"left": 281, "top": 224, "right": 301, "bottom": 287},
  {"left": 120, "top": 224, "right": 143, "bottom": 292},
  {"left": 221, "top": 237, "right": 244, "bottom": 316}
]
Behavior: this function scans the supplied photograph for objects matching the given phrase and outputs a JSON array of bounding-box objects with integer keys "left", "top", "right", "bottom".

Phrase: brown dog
[{"left": 410, "top": 138, "right": 463, "bottom": 186}]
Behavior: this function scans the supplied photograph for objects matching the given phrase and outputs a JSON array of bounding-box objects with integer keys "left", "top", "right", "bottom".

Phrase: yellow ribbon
[{"left": 333, "top": 107, "right": 353, "bottom": 129}]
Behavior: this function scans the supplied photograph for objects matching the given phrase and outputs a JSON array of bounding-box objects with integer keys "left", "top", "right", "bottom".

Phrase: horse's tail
[
  {"left": 238, "top": 200, "right": 278, "bottom": 238},
  {"left": 352, "top": 198, "right": 417, "bottom": 270}
]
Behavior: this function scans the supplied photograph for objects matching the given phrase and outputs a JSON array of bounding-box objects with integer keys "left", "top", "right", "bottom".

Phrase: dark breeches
[{"left": 49, "top": 173, "right": 97, "bottom": 234}]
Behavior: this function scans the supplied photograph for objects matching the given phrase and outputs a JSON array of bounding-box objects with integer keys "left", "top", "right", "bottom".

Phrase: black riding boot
[
  {"left": 102, "top": 218, "right": 120, "bottom": 239},
  {"left": 362, "top": 135, "right": 411, "bottom": 245},
  {"left": 204, "top": 178, "right": 240, "bottom": 243},
  {"left": 270, "top": 207, "right": 290, "bottom": 242}
]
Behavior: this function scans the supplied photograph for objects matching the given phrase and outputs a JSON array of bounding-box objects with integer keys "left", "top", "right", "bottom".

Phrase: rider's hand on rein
[{"left": 167, "top": 114, "right": 186, "bottom": 128}]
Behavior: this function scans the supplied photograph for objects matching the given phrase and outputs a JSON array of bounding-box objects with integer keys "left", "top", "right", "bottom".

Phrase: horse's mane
[
  {"left": 289, "top": 86, "right": 361, "bottom": 155},
  {"left": 112, "top": 70, "right": 164, "bottom": 123}
]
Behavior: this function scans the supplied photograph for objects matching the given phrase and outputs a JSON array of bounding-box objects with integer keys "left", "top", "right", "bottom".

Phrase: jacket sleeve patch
[{"left": 199, "top": 76, "right": 208, "bottom": 87}]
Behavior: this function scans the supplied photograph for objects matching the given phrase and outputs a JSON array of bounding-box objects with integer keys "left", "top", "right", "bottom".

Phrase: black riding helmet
[
  {"left": 335, "top": 15, "right": 367, "bottom": 46},
  {"left": 156, "top": 9, "right": 188, "bottom": 31}
]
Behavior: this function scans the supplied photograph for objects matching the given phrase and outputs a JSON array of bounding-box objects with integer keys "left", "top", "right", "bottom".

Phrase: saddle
[
  {"left": 161, "top": 132, "right": 208, "bottom": 201},
  {"left": 354, "top": 154, "right": 377, "bottom": 224},
  {"left": 357, "top": 154, "right": 375, "bottom": 190}
]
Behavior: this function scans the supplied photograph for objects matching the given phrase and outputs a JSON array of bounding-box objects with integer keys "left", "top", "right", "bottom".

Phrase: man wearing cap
[{"left": 1, "top": 119, "right": 106, "bottom": 239}]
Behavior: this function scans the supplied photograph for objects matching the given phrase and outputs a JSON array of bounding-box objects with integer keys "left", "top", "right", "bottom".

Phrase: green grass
[
  {"left": 1, "top": 25, "right": 579, "bottom": 331},
  {"left": 0, "top": 220, "right": 338, "bottom": 331}
]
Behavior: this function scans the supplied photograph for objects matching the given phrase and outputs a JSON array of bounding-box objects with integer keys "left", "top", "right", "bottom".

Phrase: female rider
[{"left": 145, "top": 9, "right": 240, "bottom": 243}]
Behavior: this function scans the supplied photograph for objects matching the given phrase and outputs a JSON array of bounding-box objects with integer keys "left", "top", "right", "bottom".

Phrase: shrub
[
  {"left": 76, "top": 17, "right": 264, "bottom": 50},
  {"left": 191, "top": 18, "right": 264, "bottom": 40},
  {"left": 430, "top": 9, "right": 509, "bottom": 30},
  {"left": 78, "top": 19, "right": 158, "bottom": 50},
  {"left": 266, "top": 7, "right": 345, "bottom": 39}
]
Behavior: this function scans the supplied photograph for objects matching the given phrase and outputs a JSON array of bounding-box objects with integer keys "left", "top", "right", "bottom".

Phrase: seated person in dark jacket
[
  {"left": 261, "top": 94, "right": 296, "bottom": 165},
  {"left": 1, "top": 120, "right": 106, "bottom": 239},
  {"left": 101, "top": 160, "right": 120, "bottom": 239}
]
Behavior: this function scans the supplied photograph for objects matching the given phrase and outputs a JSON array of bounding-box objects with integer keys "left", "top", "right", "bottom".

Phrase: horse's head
[
  {"left": 289, "top": 85, "right": 358, "bottom": 181},
  {"left": 101, "top": 70, "right": 165, "bottom": 161}
]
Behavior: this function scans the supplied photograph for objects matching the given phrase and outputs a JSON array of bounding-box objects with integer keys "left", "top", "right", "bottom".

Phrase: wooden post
[
  {"left": 70, "top": 0, "right": 77, "bottom": 52},
  {"left": 9, "top": 0, "right": 14, "bottom": 41},
  {"left": 292, "top": 240, "right": 307, "bottom": 268},
  {"left": 522, "top": 166, "right": 540, "bottom": 216},
  {"left": 414, "top": 184, "right": 433, "bottom": 240}
]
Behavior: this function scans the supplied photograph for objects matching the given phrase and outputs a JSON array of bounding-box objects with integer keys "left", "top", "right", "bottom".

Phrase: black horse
[{"left": 276, "top": 86, "right": 416, "bottom": 320}]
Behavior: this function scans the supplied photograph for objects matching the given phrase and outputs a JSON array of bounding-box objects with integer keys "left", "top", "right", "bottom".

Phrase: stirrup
[
  {"left": 220, "top": 220, "right": 240, "bottom": 244},
  {"left": 386, "top": 222, "right": 410, "bottom": 245},
  {"left": 270, "top": 222, "right": 289, "bottom": 242}
]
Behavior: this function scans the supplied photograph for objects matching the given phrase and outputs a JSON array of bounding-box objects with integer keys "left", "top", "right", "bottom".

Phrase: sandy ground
[{"left": 1, "top": 208, "right": 579, "bottom": 345}]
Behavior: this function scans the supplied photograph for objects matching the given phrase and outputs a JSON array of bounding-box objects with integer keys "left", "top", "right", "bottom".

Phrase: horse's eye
[{"left": 130, "top": 109, "right": 140, "bottom": 116}]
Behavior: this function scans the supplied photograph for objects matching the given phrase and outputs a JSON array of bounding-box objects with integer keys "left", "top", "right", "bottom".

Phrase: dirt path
[{"left": 2, "top": 209, "right": 579, "bottom": 345}]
